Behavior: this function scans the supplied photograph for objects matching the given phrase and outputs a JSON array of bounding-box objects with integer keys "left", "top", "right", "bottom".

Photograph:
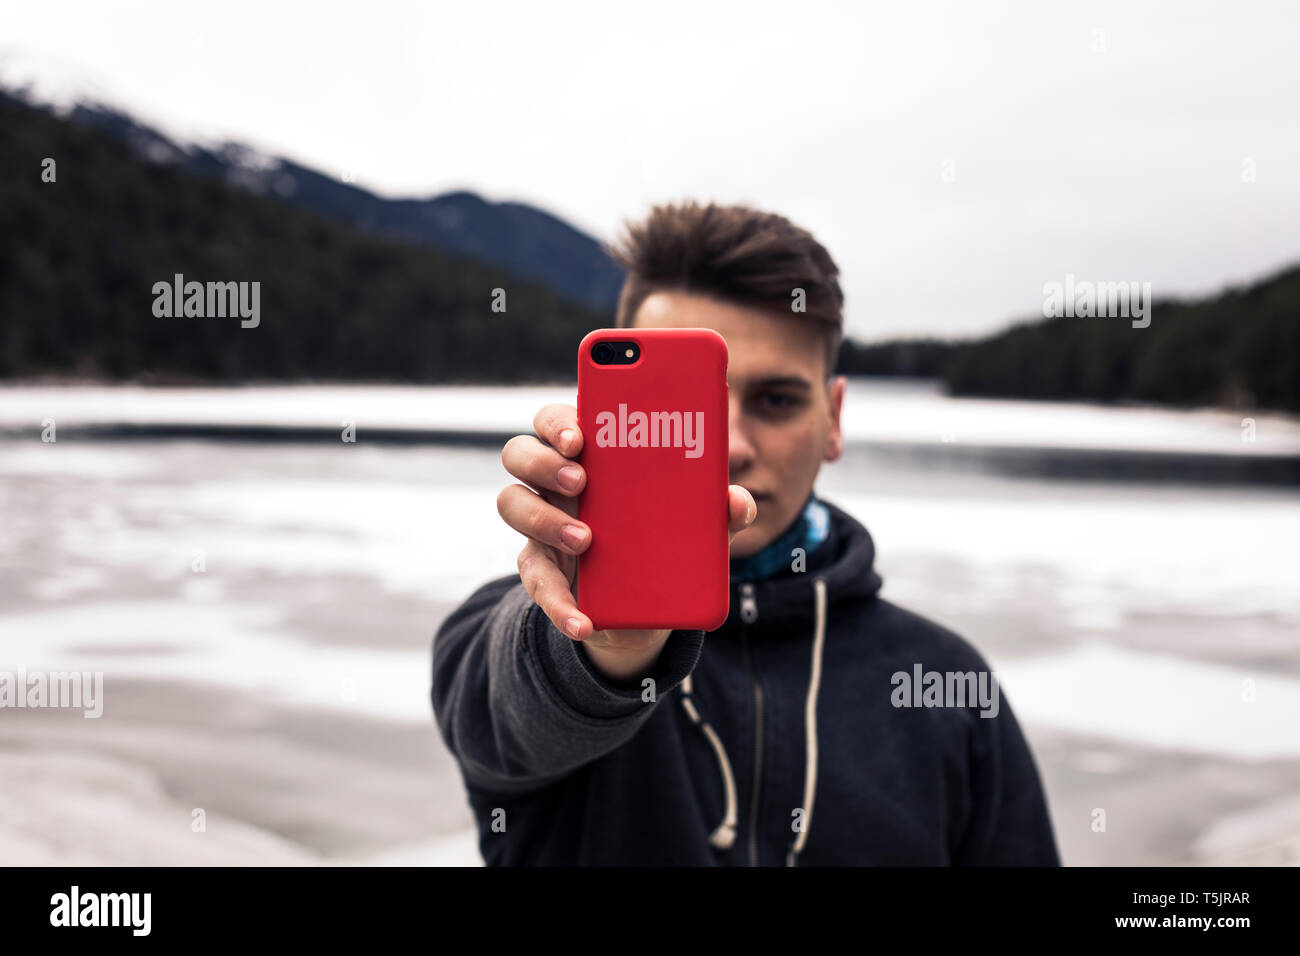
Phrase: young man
[{"left": 432, "top": 200, "right": 1061, "bottom": 866}]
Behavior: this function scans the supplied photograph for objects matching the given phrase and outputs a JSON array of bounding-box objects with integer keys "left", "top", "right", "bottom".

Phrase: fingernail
[
  {"left": 558, "top": 464, "right": 582, "bottom": 490},
  {"left": 561, "top": 524, "right": 589, "bottom": 550},
  {"left": 565, "top": 617, "right": 583, "bottom": 638},
  {"left": 559, "top": 428, "right": 576, "bottom": 451}
]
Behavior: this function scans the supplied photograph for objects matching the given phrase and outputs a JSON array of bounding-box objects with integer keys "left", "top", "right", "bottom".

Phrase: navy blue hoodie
[{"left": 431, "top": 496, "right": 1061, "bottom": 865}]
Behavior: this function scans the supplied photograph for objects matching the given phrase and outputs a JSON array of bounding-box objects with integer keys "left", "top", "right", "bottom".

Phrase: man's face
[{"left": 632, "top": 290, "right": 846, "bottom": 558}]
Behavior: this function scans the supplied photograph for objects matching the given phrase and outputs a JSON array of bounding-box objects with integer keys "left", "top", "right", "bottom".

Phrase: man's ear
[{"left": 824, "top": 375, "right": 846, "bottom": 463}]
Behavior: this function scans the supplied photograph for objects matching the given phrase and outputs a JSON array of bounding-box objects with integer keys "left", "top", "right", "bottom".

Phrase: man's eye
[{"left": 758, "top": 393, "right": 799, "bottom": 411}]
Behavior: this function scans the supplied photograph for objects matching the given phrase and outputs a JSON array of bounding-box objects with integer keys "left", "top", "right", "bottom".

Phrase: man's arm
[
  {"left": 431, "top": 573, "right": 705, "bottom": 795},
  {"left": 952, "top": 693, "right": 1062, "bottom": 866}
]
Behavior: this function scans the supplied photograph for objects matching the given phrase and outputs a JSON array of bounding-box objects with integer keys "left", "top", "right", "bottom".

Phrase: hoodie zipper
[{"left": 738, "top": 581, "right": 762, "bottom": 867}]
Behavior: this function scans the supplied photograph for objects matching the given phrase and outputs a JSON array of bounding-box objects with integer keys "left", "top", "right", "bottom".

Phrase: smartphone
[{"left": 575, "top": 327, "right": 730, "bottom": 631}]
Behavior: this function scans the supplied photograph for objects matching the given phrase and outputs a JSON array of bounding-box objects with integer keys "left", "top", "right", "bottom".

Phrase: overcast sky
[{"left": 4, "top": 0, "right": 1298, "bottom": 341}]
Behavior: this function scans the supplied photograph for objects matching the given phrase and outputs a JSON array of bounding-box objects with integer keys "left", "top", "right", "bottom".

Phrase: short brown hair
[{"left": 602, "top": 200, "right": 845, "bottom": 379}]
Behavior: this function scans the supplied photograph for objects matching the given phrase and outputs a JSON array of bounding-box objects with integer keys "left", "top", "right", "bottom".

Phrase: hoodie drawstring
[
  {"left": 678, "top": 675, "right": 739, "bottom": 850},
  {"left": 677, "top": 576, "right": 829, "bottom": 864},
  {"left": 787, "top": 576, "right": 828, "bottom": 866}
]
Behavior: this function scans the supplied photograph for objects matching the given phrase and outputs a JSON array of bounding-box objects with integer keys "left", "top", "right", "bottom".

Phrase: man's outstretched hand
[{"left": 497, "top": 401, "right": 757, "bottom": 682}]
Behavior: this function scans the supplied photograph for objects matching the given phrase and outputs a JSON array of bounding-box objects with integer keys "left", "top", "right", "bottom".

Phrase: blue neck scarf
[{"left": 730, "top": 491, "right": 830, "bottom": 583}]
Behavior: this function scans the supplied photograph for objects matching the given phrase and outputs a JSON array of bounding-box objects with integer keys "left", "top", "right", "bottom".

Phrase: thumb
[{"left": 727, "top": 485, "right": 757, "bottom": 544}]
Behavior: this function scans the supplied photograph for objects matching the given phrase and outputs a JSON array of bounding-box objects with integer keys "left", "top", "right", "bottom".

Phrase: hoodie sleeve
[
  {"left": 431, "top": 573, "right": 706, "bottom": 796},
  {"left": 952, "top": 691, "right": 1062, "bottom": 866}
]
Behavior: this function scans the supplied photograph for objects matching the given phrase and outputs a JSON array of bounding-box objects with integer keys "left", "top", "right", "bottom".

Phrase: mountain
[
  {"left": 0, "top": 89, "right": 604, "bottom": 383},
  {"left": 60, "top": 96, "right": 626, "bottom": 315}
]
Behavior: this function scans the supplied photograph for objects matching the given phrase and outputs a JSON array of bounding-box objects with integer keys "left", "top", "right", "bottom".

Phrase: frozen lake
[{"left": 1, "top": 380, "right": 1298, "bottom": 865}]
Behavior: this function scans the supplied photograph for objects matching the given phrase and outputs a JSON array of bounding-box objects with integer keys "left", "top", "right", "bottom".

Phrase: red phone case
[{"left": 575, "top": 327, "right": 730, "bottom": 631}]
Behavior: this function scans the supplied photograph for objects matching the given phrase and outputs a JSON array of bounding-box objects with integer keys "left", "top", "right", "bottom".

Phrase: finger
[
  {"left": 502, "top": 434, "right": 586, "bottom": 497},
  {"left": 497, "top": 482, "right": 591, "bottom": 555},
  {"left": 532, "top": 403, "right": 583, "bottom": 458},
  {"left": 727, "top": 485, "right": 758, "bottom": 542},
  {"left": 518, "top": 540, "right": 591, "bottom": 639}
]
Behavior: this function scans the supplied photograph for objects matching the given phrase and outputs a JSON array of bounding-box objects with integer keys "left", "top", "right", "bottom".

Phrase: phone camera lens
[{"left": 593, "top": 343, "right": 614, "bottom": 363}]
